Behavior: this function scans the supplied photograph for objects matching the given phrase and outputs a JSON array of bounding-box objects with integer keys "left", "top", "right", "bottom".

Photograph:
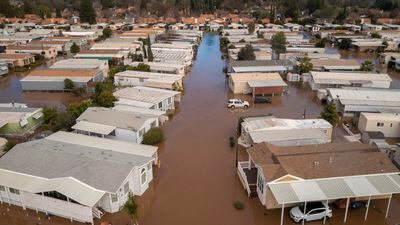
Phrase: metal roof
[
  {"left": 72, "top": 121, "right": 116, "bottom": 135},
  {"left": 268, "top": 173, "right": 400, "bottom": 205},
  {"left": 247, "top": 80, "right": 288, "bottom": 88}
]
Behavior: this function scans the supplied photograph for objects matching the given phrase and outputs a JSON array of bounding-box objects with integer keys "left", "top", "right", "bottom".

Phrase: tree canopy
[
  {"left": 360, "top": 60, "right": 375, "bottom": 72},
  {"left": 298, "top": 57, "right": 313, "bottom": 74},
  {"left": 79, "top": 0, "right": 97, "bottom": 24},
  {"left": 320, "top": 103, "right": 339, "bottom": 125},
  {"left": 271, "top": 32, "right": 287, "bottom": 59},
  {"left": 237, "top": 44, "right": 256, "bottom": 61},
  {"left": 70, "top": 43, "right": 80, "bottom": 54}
]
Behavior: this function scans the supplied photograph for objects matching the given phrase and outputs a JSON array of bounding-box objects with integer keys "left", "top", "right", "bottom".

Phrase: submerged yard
[{"left": 0, "top": 34, "right": 399, "bottom": 225}]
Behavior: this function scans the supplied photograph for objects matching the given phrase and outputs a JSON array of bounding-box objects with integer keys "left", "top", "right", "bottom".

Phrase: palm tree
[
  {"left": 122, "top": 192, "right": 139, "bottom": 225},
  {"left": 360, "top": 60, "right": 374, "bottom": 72}
]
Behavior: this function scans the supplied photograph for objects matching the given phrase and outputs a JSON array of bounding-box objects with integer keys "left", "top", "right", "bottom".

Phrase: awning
[
  {"left": 247, "top": 80, "right": 288, "bottom": 88},
  {"left": 72, "top": 121, "right": 116, "bottom": 135},
  {"left": 268, "top": 173, "right": 400, "bottom": 205}
]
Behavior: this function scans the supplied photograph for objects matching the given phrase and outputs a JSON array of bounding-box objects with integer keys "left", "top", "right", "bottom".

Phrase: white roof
[
  {"left": 72, "top": 121, "right": 116, "bottom": 135},
  {"left": 115, "top": 71, "right": 183, "bottom": 84},
  {"left": 268, "top": 173, "right": 400, "bottom": 205},
  {"left": 242, "top": 116, "right": 332, "bottom": 132},
  {"left": 47, "top": 131, "right": 157, "bottom": 158},
  {"left": 311, "top": 72, "right": 392, "bottom": 85},
  {"left": 328, "top": 88, "right": 400, "bottom": 107},
  {"left": 114, "top": 86, "right": 180, "bottom": 105},
  {"left": 248, "top": 80, "right": 287, "bottom": 88}
]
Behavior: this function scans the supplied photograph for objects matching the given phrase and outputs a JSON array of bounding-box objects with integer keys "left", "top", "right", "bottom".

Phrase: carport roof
[{"left": 268, "top": 173, "right": 400, "bottom": 205}]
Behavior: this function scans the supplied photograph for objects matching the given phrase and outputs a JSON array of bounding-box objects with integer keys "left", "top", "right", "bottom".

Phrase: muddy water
[{"left": 135, "top": 34, "right": 323, "bottom": 225}]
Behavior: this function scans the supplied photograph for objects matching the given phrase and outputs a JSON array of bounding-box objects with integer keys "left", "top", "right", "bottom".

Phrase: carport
[{"left": 268, "top": 173, "right": 400, "bottom": 225}]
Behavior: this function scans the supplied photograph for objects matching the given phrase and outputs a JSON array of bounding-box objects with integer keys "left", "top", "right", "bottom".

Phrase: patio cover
[
  {"left": 72, "top": 121, "right": 116, "bottom": 136},
  {"left": 268, "top": 173, "right": 400, "bottom": 205}
]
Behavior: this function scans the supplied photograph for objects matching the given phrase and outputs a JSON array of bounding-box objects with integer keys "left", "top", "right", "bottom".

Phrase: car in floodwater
[
  {"left": 290, "top": 202, "right": 332, "bottom": 223},
  {"left": 227, "top": 99, "right": 249, "bottom": 109},
  {"left": 254, "top": 95, "right": 272, "bottom": 104}
]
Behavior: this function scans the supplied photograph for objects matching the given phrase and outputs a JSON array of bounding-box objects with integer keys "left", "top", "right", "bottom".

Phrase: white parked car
[
  {"left": 290, "top": 202, "right": 332, "bottom": 223},
  {"left": 227, "top": 99, "right": 249, "bottom": 109}
]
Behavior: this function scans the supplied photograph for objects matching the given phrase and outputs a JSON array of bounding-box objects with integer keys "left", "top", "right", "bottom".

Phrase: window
[
  {"left": 158, "top": 102, "right": 163, "bottom": 109},
  {"left": 141, "top": 168, "right": 147, "bottom": 185},
  {"left": 111, "top": 194, "right": 118, "bottom": 202},
  {"left": 377, "top": 122, "right": 384, "bottom": 127},
  {"left": 167, "top": 98, "right": 172, "bottom": 104},
  {"left": 0, "top": 185, "right": 5, "bottom": 191},
  {"left": 257, "top": 174, "right": 264, "bottom": 194},
  {"left": 124, "top": 182, "right": 129, "bottom": 194},
  {"left": 390, "top": 123, "right": 393, "bottom": 127},
  {"left": 9, "top": 188, "right": 19, "bottom": 195}
]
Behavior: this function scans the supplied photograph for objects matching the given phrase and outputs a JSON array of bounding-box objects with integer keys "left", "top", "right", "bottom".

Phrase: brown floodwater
[{"left": 0, "top": 34, "right": 399, "bottom": 225}]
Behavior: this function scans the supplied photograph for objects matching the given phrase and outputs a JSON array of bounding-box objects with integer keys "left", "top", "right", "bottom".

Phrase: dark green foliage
[
  {"left": 298, "top": 57, "right": 313, "bottom": 74},
  {"left": 142, "top": 128, "right": 164, "bottom": 145},
  {"left": 233, "top": 200, "right": 245, "bottom": 210},
  {"left": 103, "top": 28, "right": 112, "bottom": 39},
  {"left": 339, "top": 38, "right": 352, "bottom": 50},
  {"left": 3, "top": 141, "right": 16, "bottom": 152},
  {"left": 122, "top": 192, "right": 138, "bottom": 222},
  {"left": 219, "top": 37, "right": 230, "bottom": 50},
  {"left": 33, "top": 4, "right": 51, "bottom": 19},
  {"left": 79, "top": 0, "right": 97, "bottom": 24},
  {"left": 42, "top": 107, "right": 58, "bottom": 125},
  {"left": 131, "top": 53, "right": 144, "bottom": 62},
  {"left": 237, "top": 44, "right": 256, "bottom": 60},
  {"left": 271, "top": 32, "right": 287, "bottom": 59},
  {"left": 320, "top": 103, "right": 339, "bottom": 125},
  {"left": 229, "top": 136, "right": 235, "bottom": 148},
  {"left": 101, "top": 0, "right": 114, "bottom": 9},
  {"left": 93, "top": 82, "right": 115, "bottom": 108},
  {"left": 63, "top": 78, "right": 75, "bottom": 90},
  {"left": 371, "top": 32, "right": 382, "bottom": 39},
  {"left": 315, "top": 38, "right": 327, "bottom": 47},
  {"left": 56, "top": 8, "right": 62, "bottom": 18},
  {"left": 132, "top": 63, "right": 150, "bottom": 72},
  {"left": 70, "top": 43, "right": 80, "bottom": 54},
  {"left": 147, "top": 37, "right": 153, "bottom": 62},
  {"left": 68, "top": 100, "right": 92, "bottom": 119},
  {"left": 360, "top": 60, "right": 374, "bottom": 71}
]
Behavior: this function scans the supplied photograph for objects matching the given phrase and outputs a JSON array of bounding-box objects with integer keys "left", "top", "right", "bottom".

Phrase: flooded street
[{"left": 0, "top": 34, "right": 399, "bottom": 225}]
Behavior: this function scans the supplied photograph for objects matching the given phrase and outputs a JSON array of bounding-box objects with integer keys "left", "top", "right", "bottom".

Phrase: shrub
[
  {"left": 233, "top": 200, "right": 245, "bottom": 210},
  {"left": 229, "top": 136, "right": 235, "bottom": 148},
  {"left": 64, "top": 78, "right": 75, "bottom": 90},
  {"left": 3, "top": 141, "right": 16, "bottom": 152},
  {"left": 142, "top": 128, "right": 164, "bottom": 145}
]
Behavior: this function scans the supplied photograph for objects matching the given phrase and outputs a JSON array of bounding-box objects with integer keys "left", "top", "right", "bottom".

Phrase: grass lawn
[{"left": 0, "top": 117, "right": 42, "bottom": 135}]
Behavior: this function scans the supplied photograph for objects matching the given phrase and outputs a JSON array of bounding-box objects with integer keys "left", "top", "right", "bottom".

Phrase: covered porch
[{"left": 237, "top": 161, "right": 258, "bottom": 197}]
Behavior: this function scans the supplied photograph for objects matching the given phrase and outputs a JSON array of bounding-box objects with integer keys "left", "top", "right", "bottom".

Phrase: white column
[
  {"left": 344, "top": 198, "right": 350, "bottom": 223},
  {"left": 5, "top": 188, "right": 11, "bottom": 206},
  {"left": 280, "top": 204, "right": 285, "bottom": 225},
  {"left": 386, "top": 194, "right": 393, "bottom": 218},
  {"left": 67, "top": 197, "right": 73, "bottom": 223},
  {"left": 323, "top": 199, "right": 328, "bottom": 224},
  {"left": 364, "top": 196, "right": 371, "bottom": 221},
  {"left": 302, "top": 202, "right": 307, "bottom": 225}
]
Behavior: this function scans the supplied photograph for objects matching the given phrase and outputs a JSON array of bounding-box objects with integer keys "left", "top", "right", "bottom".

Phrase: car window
[{"left": 309, "top": 209, "right": 325, "bottom": 215}]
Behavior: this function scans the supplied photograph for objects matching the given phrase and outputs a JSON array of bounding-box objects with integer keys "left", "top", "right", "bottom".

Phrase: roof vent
[
  {"left": 328, "top": 157, "right": 333, "bottom": 163},
  {"left": 313, "top": 161, "right": 320, "bottom": 166}
]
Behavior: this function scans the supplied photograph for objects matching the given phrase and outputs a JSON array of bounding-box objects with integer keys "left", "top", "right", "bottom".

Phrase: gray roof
[
  {"left": 0, "top": 107, "right": 40, "bottom": 113},
  {"left": 0, "top": 136, "right": 152, "bottom": 193},
  {"left": 77, "top": 107, "right": 154, "bottom": 131},
  {"left": 230, "top": 60, "right": 293, "bottom": 68}
]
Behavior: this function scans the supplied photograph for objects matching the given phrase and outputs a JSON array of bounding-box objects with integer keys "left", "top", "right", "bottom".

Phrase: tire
[
  {"left": 244, "top": 105, "right": 249, "bottom": 109},
  {"left": 230, "top": 105, "right": 235, "bottom": 109}
]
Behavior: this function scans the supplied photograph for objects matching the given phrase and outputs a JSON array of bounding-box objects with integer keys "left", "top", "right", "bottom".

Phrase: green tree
[
  {"left": 68, "top": 100, "right": 92, "bottom": 119},
  {"left": 339, "top": 38, "right": 352, "bottom": 50},
  {"left": 315, "top": 38, "right": 327, "bottom": 47},
  {"left": 122, "top": 192, "right": 139, "bottom": 224},
  {"left": 285, "top": 0, "right": 299, "bottom": 20},
  {"left": 320, "top": 103, "right": 339, "bottom": 125},
  {"left": 307, "top": 0, "right": 324, "bottom": 14},
  {"left": 219, "top": 37, "right": 230, "bottom": 50},
  {"left": 64, "top": 78, "right": 75, "bottom": 90},
  {"left": 33, "top": 4, "right": 51, "bottom": 19},
  {"left": 80, "top": 0, "right": 97, "bottom": 24},
  {"left": 103, "top": 28, "right": 112, "bottom": 39},
  {"left": 142, "top": 127, "right": 164, "bottom": 145},
  {"left": 70, "top": 43, "right": 80, "bottom": 54},
  {"left": 95, "top": 91, "right": 116, "bottom": 107},
  {"left": 42, "top": 107, "right": 58, "bottom": 125},
  {"left": 56, "top": 8, "right": 62, "bottom": 18},
  {"left": 131, "top": 53, "right": 143, "bottom": 62},
  {"left": 147, "top": 45, "right": 153, "bottom": 62},
  {"left": 271, "top": 32, "right": 287, "bottom": 59},
  {"left": 248, "top": 22, "right": 255, "bottom": 34},
  {"left": 237, "top": 44, "right": 256, "bottom": 60},
  {"left": 299, "top": 57, "right": 313, "bottom": 74},
  {"left": 360, "top": 60, "right": 375, "bottom": 72},
  {"left": 371, "top": 32, "right": 382, "bottom": 39},
  {"left": 101, "top": 0, "right": 114, "bottom": 9},
  {"left": 133, "top": 63, "right": 150, "bottom": 72}
]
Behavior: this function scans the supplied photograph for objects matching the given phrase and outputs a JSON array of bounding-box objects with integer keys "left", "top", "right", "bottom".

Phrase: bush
[
  {"left": 70, "top": 43, "right": 80, "bottom": 54},
  {"left": 233, "top": 200, "right": 245, "bottom": 210},
  {"left": 64, "top": 78, "right": 75, "bottom": 90},
  {"left": 3, "top": 141, "right": 16, "bottom": 152},
  {"left": 229, "top": 136, "right": 235, "bottom": 148},
  {"left": 142, "top": 128, "right": 164, "bottom": 145}
]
